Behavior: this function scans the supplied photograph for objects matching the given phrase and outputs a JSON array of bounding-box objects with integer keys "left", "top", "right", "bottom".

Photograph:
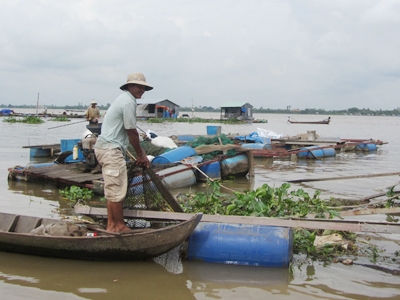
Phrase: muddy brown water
[{"left": 1, "top": 110, "right": 399, "bottom": 299}]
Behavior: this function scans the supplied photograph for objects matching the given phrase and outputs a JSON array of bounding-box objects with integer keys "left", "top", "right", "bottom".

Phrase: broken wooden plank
[{"left": 74, "top": 205, "right": 400, "bottom": 234}]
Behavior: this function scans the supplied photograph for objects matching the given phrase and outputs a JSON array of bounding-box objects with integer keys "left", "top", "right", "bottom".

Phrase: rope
[{"left": 186, "top": 163, "right": 243, "bottom": 194}]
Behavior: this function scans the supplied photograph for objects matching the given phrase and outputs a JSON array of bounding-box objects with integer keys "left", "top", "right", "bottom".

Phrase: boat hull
[
  {"left": 288, "top": 121, "right": 330, "bottom": 124},
  {"left": 0, "top": 212, "right": 202, "bottom": 261}
]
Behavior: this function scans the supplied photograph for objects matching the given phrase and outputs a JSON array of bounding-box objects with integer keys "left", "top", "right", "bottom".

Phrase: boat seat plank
[
  {"left": 0, "top": 214, "right": 19, "bottom": 232},
  {"left": 14, "top": 216, "right": 43, "bottom": 233}
]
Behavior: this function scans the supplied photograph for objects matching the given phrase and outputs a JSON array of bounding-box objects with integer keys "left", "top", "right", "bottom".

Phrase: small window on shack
[{"left": 148, "top": 104, "right": 156, "bottom": 114}]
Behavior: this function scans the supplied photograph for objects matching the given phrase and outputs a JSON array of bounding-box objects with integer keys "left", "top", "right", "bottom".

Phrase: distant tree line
[
  {"left": 1, "top": 103, "right": 111, "bottom": 110},
  {"left": 179, "top": 106, "right": 400, "bottom": 116},
  {"left": 2, "top": 103, "right": 399, "bottom": 116}
]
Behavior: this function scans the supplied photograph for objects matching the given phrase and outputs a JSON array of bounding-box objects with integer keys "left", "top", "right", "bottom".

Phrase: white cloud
[{"left": 0, "top": 0, "right": 399, "bottom": 110}]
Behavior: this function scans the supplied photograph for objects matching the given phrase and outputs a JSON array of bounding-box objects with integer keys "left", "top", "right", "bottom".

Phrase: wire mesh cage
[
  {"left": 124, "top": 163, "right": 183, "bottom": 212},
  {"left": 124, "top": 163, "right": 183, "bottom": 229}
]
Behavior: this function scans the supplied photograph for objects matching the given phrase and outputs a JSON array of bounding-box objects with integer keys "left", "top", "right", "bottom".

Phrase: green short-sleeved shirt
[{"left": 94, "top": 91, "right": 137, "bottom": 156}]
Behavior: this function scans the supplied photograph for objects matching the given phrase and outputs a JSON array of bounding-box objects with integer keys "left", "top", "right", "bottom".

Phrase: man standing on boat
[
  {"left": 85, "top": 100, "right": 101, "bottom": 125},
  {"left": 94, "top": 73, "right": 151, "bottom": 233}
]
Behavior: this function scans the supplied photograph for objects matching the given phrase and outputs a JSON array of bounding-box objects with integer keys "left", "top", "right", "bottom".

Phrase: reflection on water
[
  {"left": 0, "top": 251, "right": 293, "bottom": 300},
  {"left": 0, "top": 252, "right": 194, "bottom": 300},
  {"left": 1, "top": 250, "right": 399, "bottom": 300},
  {"left": 1, "top": 112, "right": 400, "bottom": 299},
  {"left": 8, "top": 180, "right": 61, "bottom": 200}
]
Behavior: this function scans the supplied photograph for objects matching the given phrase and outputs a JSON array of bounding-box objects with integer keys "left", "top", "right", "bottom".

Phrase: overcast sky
[{"left": 1, "top": 0, "right": 399, "bottom": 110}]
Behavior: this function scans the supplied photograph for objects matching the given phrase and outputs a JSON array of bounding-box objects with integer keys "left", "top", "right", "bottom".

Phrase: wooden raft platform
[
  {"left": 75, "top": 205, "right": 400, "bottom": 234},
  {"left": 10, "top": 163, "right": 102, "bottom": 189},
  {"left": 22, "top": 144, "right": 61, "bottom": 158}
]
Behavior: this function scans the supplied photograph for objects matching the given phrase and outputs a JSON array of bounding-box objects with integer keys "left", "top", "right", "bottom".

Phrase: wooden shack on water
[
  {"left": 137, "top": 99, "right": 180, "bottom": 119},
  {"left": 220, "top": 102, "right": 254, "bottom": 123}
]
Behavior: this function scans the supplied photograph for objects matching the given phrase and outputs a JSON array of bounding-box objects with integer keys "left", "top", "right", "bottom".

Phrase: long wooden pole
[
  {"left": 288, "top": 172, "right": 400, "bottom": 183},
  {"left": 48, "top": 119, "right": 88, "bottom": 129},
  {"left": 36, "top": 93, "right": 39, "bottom": 115}
]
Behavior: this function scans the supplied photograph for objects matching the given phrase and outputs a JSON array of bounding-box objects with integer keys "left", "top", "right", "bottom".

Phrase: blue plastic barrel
[
  {"left": 221, "top": 154, "right": 249, "bottom": 178},
  {"left": 355, "top": 143, "right": 377, "bottom": 151},
  {"left": 157, "top": 165, "right": 197, "bottom": 189},
  {"left": 206, "top": 126, "right": 221, "bottom": 135},
  {"left": 198, "top": 161, "right": 221, "bottom": 181},
  {"left": 297, "top": 146, "right": 336, "bottom": 158},
  {"left": 60, "top": 139, "right": 84, "bottom": 162},
  {"left": 188, "top": 222, "right": 293, "bottom": 267},
  {"left": 152, "top": 146, "right": 197, "bottom": 165},
  {"left": 323, "top": 148, "right": 336, "bottom": 157}
]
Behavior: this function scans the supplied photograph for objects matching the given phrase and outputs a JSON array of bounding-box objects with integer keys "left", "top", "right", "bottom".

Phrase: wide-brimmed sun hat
[
  {"left": 91, "top": 100, "right": 97, "bottom": 105},
  {"left": 120, "top": 72, "right": 153, "bottom": 91}
]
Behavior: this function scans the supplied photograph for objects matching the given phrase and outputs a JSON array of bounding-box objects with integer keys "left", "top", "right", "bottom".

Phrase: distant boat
[
  {"left": 65, "top": 109, "right": 85, "bottom": 112},
  {"left": 287, "top": 116, "right": 331, "bottom": 125}
]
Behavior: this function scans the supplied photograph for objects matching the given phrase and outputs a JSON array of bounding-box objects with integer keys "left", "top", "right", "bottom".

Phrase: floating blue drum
[
  {"left": 188, "top": 222, "right": 293, "bottom": 267},
  {"left": 151, "top": 146, "right": 197, "bottom": 165},
  {"left": 197, "top": 161, "right": 221, "bottom": 181},
  {"left": 157, "top": 165, "right": 197, "bottom": 189},
  {"left": 221, "top": 154, "right": 249, "bottom": 178},
  {"left": 296, "top": 146, "right": 336, "bottom": 159},
  {"left": 355, "top": 143, "right": 377, "bottom": 151},
  {"left": 206, "top": 126, "right": 222, "bottom": 135}
]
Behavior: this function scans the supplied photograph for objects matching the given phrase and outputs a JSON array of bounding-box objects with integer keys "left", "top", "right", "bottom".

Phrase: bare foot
[{"left": 117, "top": 225, "right": 131, "bottom": 233}]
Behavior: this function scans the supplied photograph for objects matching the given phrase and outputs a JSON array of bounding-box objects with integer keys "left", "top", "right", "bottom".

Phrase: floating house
[
  {"left": 220, "top": 102, "right": 254, "bottom": 123},
  {"left": 137, "top": 99, "right": 180, "bottom": 119}
]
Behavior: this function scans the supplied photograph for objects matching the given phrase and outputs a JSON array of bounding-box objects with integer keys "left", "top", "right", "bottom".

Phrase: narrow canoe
[
  {"left": 0, "top": 211, "right": 202, "bottom": 261},
  {"left": 287, "top": 116, "right": 330, "bottom": 124}
]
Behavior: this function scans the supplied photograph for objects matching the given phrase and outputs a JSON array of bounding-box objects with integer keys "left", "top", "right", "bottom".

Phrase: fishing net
[
  {"left": 187, "top": 134, "right": 237, "bottom": 160},
  {"left": 128, "top": 141, "right": 167, "bottom": 157},
  {"left": 123, "top": 163, "right": 183, "bottom": 213}
]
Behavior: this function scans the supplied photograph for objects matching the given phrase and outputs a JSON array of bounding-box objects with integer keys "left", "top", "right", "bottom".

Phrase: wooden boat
[
  {"left": 288, "top": 116, "right": 330, "bottom": 124},
  {"left": 0, "top": 211, "right": 202, "bottom": 261}
]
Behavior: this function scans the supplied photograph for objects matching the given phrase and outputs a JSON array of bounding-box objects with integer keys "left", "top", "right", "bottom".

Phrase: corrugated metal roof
[
  {"left": 220, "top": 102, "right": 252, "bottom": 108},
  {"left": 138, "top": 99, "right": 180, "bottom": 107}
]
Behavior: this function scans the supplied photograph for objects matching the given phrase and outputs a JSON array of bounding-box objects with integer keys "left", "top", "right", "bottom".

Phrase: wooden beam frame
[{"left": 74, "top": 205, "right": 400, "bottom": 234}]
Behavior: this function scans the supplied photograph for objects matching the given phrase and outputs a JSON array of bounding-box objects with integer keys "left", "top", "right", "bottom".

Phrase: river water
[{"left": 1, "top": 110, "right": 399, "bottom": 299}]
